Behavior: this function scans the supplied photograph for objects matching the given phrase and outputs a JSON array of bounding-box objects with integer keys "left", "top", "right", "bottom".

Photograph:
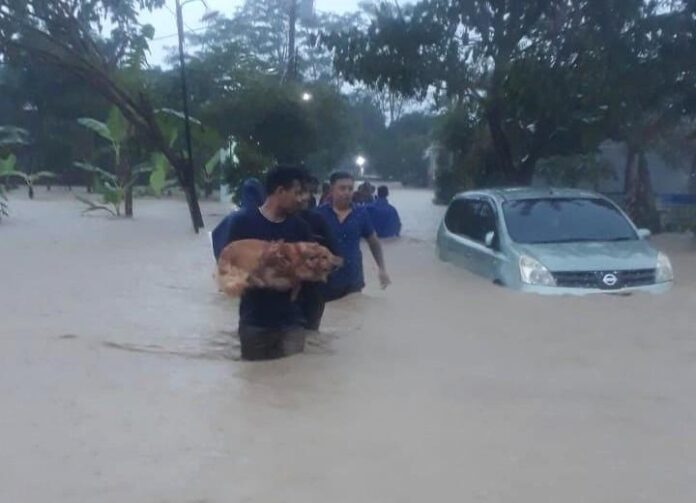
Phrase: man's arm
[
  {"left": 212, "top": 215, "right": 233, "bottom": 261},
  {"left": 393, "top": 208, "right": 402, "bottom": 237},
  {"left": 367, "top": 233, "right": 391, "bottom": 289}
]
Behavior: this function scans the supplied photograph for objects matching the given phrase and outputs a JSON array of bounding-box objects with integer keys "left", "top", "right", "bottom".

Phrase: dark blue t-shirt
[
  {"left": 212, "top": 208, "right": 312, "bottom": 328},
  {"left": 367, "top": 198, "right": 402, "bottom": 238},
  {"left": 316, "top": 204, "right": 375, "bottom": 296}
]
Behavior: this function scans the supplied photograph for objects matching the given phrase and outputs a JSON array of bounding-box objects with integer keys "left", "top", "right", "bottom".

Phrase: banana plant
[
  {"left": 0, "top": 126, "right": 30, "bottom": 148},
  {"left": 77, "top": 107, "right": 138, "bottom": 216},
  {"left": 0, "top": 127, "right": 29, "bottom": 220},
  {"left": 73, "top": 161, "right": 151, "bottom": 216},
  {"left": 203, "top": 149, "right": 224, "bottom": 199},
  {"left": 146, "top": 152, "right": 179, "bottom": 197},
  {"left": 0, "top": 154, "right": 56, "bottom": 199}
]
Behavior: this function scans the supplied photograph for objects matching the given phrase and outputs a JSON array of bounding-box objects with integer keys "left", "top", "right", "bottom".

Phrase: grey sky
[{"left": 140, "top": 0, "right": 361, "bottom": 66}]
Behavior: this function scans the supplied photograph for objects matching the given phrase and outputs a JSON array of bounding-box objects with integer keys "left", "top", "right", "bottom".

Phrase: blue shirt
[
  {"left": 367, "top": 198, "right": 402, "bottom": 238},
  {"left": 212, "top": 208, "right": 312, "bottom": 328},
  {"left": 316, "top": 204, "right": 375, "bottom": 296}
]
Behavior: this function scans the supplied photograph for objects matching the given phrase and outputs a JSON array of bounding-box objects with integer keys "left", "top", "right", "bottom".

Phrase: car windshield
[{"left": 502, "top": 198, "right": 638, "bottom": 244}]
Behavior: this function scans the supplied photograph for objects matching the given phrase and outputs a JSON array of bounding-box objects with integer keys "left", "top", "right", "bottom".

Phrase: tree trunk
[
  {"left": 117, "top": 148, "right": 133, "bottom": 218},
  {"left": 124, "top": 160, "right": 133, "bottom": 218},
  {"left": 486, "top": 101, "right": 517, "bottom": 184},
  {"left": 125, "top": 186, "right": 133, "bottom": 217},
  {"left": 172, "top": 157, "right": 204, "bottom": 231},
  {"left": 28, "top": 185, "right": 34, "bottom": 199},
  {"left": 517, "top": 155, "right": 537, "bottom": 185},
  {"left": 624, "top": 149, "right": 661, "bottom": 232}
]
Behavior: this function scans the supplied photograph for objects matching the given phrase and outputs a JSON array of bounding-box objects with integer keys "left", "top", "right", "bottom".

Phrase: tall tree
[{"left": 325, "top": 0, "right": 696, "bottom": 187}]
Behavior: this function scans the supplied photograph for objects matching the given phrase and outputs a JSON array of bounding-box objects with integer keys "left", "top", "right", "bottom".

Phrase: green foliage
[
  {"left": 368, "top": 113, "right": 433, "bottom": 186},
  {"left": 326, "top": 0, "right": 696, "bottom": 202},
  {"left": 0, "top": 153, "right": 55, "bottom": 199},
  {"left": 536, "top": 154, "right": 616, "bottom": 191},
  {"left": 73, "top": 161, "right": 151, "bottom": 216},
  {"left": 0, "top": 0, "right": 207, "bottom": 231},
  {"left": 224, "top": 140, "right": 274, "bottom": 200},
  {"left": 0, "top": 126, "right": 30, "bottom": 148},
  {"left": 147, "top": 153, "right": 171, "bottom": 197}
]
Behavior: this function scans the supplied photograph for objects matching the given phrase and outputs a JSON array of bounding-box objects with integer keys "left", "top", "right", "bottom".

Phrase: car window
[
  {"left": 475, "top": 201, "right": 497, "bottom": 242},
  {"left": 445, "top": 198, "right": 497, "bottom": 243},
  {"left": 444, "top": 199, "right": 472, "bottom": 237}
]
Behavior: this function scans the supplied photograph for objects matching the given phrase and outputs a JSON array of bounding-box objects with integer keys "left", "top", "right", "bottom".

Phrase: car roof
[{"left": 453, "top": 187, "right": 604, "bottom": 203}]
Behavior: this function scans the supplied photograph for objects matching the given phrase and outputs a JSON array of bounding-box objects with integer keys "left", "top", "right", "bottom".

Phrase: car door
[
  {"left": 441, "top": 198, "right": 479, "bottom": 272},
  {"left": 466, "top": 198, "right": 506, "bottom": 280}
]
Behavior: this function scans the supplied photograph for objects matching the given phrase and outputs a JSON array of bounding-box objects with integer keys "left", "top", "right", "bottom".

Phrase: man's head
[
  {"left": 264, "top": 165, "right": 309, "bottom": 215},
  {"left": 307, "top": 176, "right": 320, "bottom": 195},
  {"left": 329, "top": 171, "right": 354, "bottom": 209},
  {"left": 377, "top": 185, "right": 389, "bottom": 199}
]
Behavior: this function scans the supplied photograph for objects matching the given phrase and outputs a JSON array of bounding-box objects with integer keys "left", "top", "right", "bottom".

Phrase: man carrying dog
[{"left": 212, "top": 165, "right": 313, "bottom": 360}]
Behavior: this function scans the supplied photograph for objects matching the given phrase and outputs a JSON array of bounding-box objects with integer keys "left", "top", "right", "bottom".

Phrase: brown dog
[{"left": 216, "top": 239, "right": 343, "bottom": 300}]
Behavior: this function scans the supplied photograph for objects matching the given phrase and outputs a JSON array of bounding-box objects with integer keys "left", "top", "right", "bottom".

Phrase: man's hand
[
  {"left": 367, "top": 233, "right": 390, "bottom": 290},
  {"left": 379, "top": 268, "right": 391, "bottom": 289}
]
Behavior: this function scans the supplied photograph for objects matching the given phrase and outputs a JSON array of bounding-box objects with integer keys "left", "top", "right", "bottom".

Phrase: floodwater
[{"left": 1, "top": 188, "right": 696, "bottom": 502}]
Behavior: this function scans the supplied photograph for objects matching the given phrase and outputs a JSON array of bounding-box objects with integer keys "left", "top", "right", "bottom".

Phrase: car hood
[{"left": 513, "top": 240, "right": 658, "bottom": 271}]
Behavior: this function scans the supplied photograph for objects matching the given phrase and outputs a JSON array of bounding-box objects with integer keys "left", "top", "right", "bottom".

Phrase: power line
[
  {"left": 163, "top": 2, "right": 197, "bottom": 33},
  {"left": 152, "top": 25, "right": 207, "bottom": 41}
]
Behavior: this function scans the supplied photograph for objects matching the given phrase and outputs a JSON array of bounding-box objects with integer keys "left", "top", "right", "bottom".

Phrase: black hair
[
  {"left": 377, "top": 185, "right": 389, "bottom": 198},
  {"left": 330, "top": 171, "right": 354, "bottom": 185},
  {"left": 265, "top": 165, "right": 309, "bottom": 195}
]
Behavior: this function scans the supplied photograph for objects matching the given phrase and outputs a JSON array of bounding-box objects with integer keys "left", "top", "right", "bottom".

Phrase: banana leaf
[
  {"left": 77, "top": 118, "right": 114, "bottom": 144},
  {"left": 75, "top": 195, "right": 117, "bottom": 216},
  {"left": 73, "top": 161, "right": 118, "bottom": 183}
]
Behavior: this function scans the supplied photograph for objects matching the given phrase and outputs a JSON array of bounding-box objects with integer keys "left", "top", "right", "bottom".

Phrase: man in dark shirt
[
  {"left": 317, "top": 172, "right": 391, "bottom": 301},
  {"left": 367, "top": 185, "right": 402, "bottom": 238},
  {"left": 211, "top": 166, "right": 313, "bottom": 360}
]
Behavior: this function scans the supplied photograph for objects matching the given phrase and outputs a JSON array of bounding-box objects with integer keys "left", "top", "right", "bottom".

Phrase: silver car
[{"left": 437, "top": 188, "right": 674, "bottom": 294}]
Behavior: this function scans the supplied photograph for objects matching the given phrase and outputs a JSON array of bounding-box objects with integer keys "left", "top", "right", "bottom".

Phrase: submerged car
[{"left": 437, "top": 188, "right": 674, "bottom": 294}]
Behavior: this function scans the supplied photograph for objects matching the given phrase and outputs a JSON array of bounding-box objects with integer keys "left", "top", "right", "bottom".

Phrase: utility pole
[
  {"left": 175, "top": 0, "right": 204, "bottom": 233},
  {"left": 286, "top": 0, "right": 298, "bottom": 82}
]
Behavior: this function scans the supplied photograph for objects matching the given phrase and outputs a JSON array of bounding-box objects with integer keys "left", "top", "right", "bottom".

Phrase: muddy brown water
[{"left": 1, "top": 188, "right": 695, "bottom": 502}]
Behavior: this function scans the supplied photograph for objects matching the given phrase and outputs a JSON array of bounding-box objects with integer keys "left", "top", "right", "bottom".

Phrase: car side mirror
[
  {"left": 637, "top": 228, "right": 652, "bottom": 240},
  {"left": 484, "top": 231, "right": 496, "bottom": 248}
]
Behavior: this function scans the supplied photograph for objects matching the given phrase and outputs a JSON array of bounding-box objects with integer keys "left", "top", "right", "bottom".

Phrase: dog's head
[{"left": 294, "top": 242, "right": 344, "bottom": 282}]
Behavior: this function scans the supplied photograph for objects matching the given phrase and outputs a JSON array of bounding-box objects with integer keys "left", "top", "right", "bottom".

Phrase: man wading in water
[
  {"left": 212, "top": 166, "right": 314, "bottom": 360},
  {"left": 317, "top": 171, "right": 391, "bottom": 301}
]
